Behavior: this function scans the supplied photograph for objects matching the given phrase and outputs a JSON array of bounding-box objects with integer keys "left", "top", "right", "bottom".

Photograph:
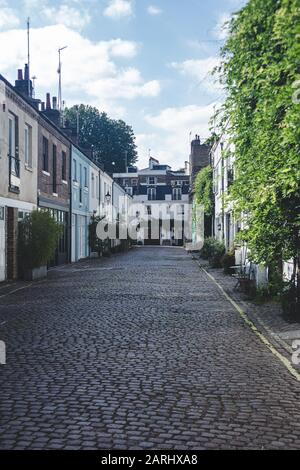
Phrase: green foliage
[
  {"left": 89, "top": 215, "right": 105, "bottom": 255},
  {"left": 18, "top": 210, "right": 62, "bottom": 269},
  {"left": 221, "top": 249, "right": 236, "bottom": 274},
  {"left": 200, "top": 237, "right": 225, "bottom": 267},
  {"left": 65, "top": 105, "right": 138, "bottom": 173},
  {"left": 216, "top": 0, "right": 300, "bottom": 306},
  {"left": 194, "top": 166, "right": 214, "bottom": 217}
]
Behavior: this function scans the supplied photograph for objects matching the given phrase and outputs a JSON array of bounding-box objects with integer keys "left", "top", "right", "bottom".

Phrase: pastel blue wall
[{"left": 71, "top": 145, "right": 91, "bottom": 262}]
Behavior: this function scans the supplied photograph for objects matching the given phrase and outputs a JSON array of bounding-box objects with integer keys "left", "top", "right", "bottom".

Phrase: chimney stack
[
  {"left": 46, "top": 93, "right": 51, "bottom": 110},
  {"left": 42, "top": 93, "right": 61, "bottom": 127},
  {"left": 14, "top": 64, "right": 33, "bottom": 99},
  {"left": 41, "top": 102, "right": 45, "bottom": 111}
]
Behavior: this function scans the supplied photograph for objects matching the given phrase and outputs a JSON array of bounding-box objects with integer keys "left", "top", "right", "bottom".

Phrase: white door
[
  {"left": 79, "top": 216, "right": 87, "bottom": 259},
  {"left": 0, "top": 206, "right": 6, "bottom": 281}
]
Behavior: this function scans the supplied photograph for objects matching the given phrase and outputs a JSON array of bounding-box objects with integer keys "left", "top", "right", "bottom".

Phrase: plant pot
[{"left": 24, "top": 265, "right": 47, "bottom": 281}]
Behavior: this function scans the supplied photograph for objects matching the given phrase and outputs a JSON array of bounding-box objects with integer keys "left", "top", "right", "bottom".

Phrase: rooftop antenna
[
  {"left": 58, "top": 46, "right": 68, "bottom": 112},
  {"left": 27, "top": 17, "right": 30, "bottom": 97}
]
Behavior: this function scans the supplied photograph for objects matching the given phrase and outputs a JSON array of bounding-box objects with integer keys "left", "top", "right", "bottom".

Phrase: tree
[
  {"left": 216, "top": 0, "right": 300, "bottom": 311},
  {"left": 65, "top": 105, "right": 138, "bottom": 173}
]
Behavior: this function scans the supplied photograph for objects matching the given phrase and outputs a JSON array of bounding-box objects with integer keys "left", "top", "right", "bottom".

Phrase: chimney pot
[
  {"left": 17, "top": 69, "right": 23, "bottom": 80},
  {"left": 24, "top": 64, "right": 29, "bottom": 80},
  {"left": 46, "top": 93, "right": 51, "bottom": 110},
  {"left": 52, "top": 96, "right": 57, "bottom": 110}
]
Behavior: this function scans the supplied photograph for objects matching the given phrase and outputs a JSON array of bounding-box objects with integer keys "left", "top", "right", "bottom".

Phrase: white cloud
[
  {"left": 108, "top": 38, "right": 139, "bottom": 58},
  {"left": 42, "top": 4, "right": 91, "bottom": 30},
  {"left": 170, "top": 57, "right": 221, "bottom": 93},
  {"left": 141, "top": 103, "right": 216, "bottom": 168},
  {"left": 103, "top": 0, "right": 133, "bottom": 19},
  {"left": 147, "top": 5, "right": 162, "bottom": 16},
  {"left": 0, "top": 1, "right": 20, "bottom": 30},
  {"left": 86, "top": 68, "right": 160, "bottom": 101},
  {"left": 213, "top": 12, "right": 231, "bottom": 40},
  {"left": 0, "top": 24, "right": 160, "bottom": 118}
]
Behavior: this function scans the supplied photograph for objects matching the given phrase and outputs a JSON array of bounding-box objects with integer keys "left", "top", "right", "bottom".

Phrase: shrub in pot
[
  {"left": 221, "top": 249, "right": 236, "bottom": 274},
  {"left": 18, "top": 210, "right": 62, "bottom": 280},
  {"left": 200, "top": 237, "right": 225, "bottom": 267},
  {"left": 89, "top": 215, "right": 105, "bottom": 257}
]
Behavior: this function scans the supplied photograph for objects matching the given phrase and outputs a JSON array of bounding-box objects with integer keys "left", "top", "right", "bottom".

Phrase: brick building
[{"left": 38, "top": 94, "right": 71, "bottom": 266}]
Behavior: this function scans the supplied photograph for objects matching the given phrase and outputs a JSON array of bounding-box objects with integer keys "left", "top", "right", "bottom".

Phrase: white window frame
[{"left": 24, "top": 123, "right": 32, "bottom": 167}]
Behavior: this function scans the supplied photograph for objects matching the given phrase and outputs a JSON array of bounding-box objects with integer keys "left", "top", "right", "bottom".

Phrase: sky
[{"left": 0, "top": 0, "right": 247, "bottom": 169}]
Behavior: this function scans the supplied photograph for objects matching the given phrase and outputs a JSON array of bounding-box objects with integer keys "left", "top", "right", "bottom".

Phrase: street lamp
[{"left": 105, "top": 191, "right": 111, "bottom": 204}]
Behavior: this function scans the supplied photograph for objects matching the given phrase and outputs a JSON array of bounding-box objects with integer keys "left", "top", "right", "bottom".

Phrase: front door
[{"left": 0, "top": 207, "right": 6, "bottom": 281}]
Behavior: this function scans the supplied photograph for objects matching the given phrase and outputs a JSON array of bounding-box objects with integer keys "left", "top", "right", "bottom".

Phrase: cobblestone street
[{"left": 0, "top": 247, "right": 300, "bottom": 450}]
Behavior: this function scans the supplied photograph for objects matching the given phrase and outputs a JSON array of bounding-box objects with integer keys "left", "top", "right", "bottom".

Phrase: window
[
  {"left": 96, "top": 175, "right": 99, "bottom": 198},
  {"left": 73, "top": 159, "right": 77, "bottom": 181},
  {"left": 24, "top": 123, "right": 32, "bottom": 167},
  {"left": 147, "top": 206, "right": 151, "bottom": 215},
  {"left": 8, "top": 113, "right": 20, "bottom": 186},
  {"left": 227, "top": 168, "right": 234, "bottom": 189},
  {"left": 8, "top": 113, "right": 17, "bottom": 158},
  {"left": 91, "top": 173, "right": 95, "bottom": 198},
  {"left": 131, "top": 178, "right": 138, "bottom": 186},
  {"left": 79, "top": 164, "right": 82, "bottom": 203},
  {"left": 84, "top": 167, "right": 88, "bottom": 187},
  {"left": 62, "top": 151, "right": 67, "bottom": 181},
  {"left": 125, "top": 187, "right": 133, "bottom": 196},
  {"left": 148, "top": 176, "right": 156, "bottom": 185},
  {"left": 52, "top": 145, "right": 57, "bottom": 193},
  {"left": 42, "top": 136, "right": 49, "bottom": 172},
  {"left": 147, "top": 187, "right": 156, "bottom": 201},
  {"left": 172, "top": 187, "right": 182, "bottom": 201},
  {"left": 79, "top": 164, "right": 82, "bottom": 186}
]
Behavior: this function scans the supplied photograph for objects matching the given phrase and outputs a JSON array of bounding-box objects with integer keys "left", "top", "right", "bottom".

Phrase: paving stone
[{"left": 0, "top": 247, "right": 300, "bottom": 449}]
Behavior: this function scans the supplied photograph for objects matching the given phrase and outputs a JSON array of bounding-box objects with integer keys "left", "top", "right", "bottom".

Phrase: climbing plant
[
  {"left": 215, "top": 0, "right": 300, "bottom": 310},
  {"left": 194, "top": 166, "right": 214, "bottom": 217}
]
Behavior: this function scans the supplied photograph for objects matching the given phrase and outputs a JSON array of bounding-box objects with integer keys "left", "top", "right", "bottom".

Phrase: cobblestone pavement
[{"left": 1, "top": 247, "right": 300, "bottom": 450}]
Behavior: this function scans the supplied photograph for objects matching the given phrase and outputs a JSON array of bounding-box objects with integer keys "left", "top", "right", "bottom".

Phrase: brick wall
[{"left": 38, "top": 118, "right": 70, "bottom": 207}]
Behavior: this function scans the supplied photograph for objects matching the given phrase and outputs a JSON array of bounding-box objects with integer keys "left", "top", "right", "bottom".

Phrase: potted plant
[
  {"left": 18, "top": 210, "right": 62, "bottom": 281},
  {"left": 89, "top": 215, "right": 105, "bottom": 257}
]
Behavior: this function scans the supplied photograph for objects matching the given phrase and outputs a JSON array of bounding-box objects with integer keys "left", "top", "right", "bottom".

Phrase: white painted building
[
  {"left": 113, "top": 157, "right": 190, "bottom": 246},
  {"left": 0, "top": 74, "right": 39, "bottom": 281},
  {"left": 211, "top": 133, "right": 268, "bottom": 288}
]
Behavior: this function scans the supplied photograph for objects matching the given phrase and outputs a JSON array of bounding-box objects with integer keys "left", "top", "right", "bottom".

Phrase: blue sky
[{"left": 0, "top": 0, "right": 247, "bottom": 168}]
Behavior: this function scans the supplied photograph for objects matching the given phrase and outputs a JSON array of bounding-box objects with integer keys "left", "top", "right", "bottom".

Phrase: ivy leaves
[{"left": 218, "top": 0, "right": 300, "bottom": 266}]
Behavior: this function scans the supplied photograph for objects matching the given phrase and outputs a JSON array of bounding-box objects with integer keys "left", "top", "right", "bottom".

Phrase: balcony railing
[{"left": 8, "top": 154, "right": 20, "bottom": 193}]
